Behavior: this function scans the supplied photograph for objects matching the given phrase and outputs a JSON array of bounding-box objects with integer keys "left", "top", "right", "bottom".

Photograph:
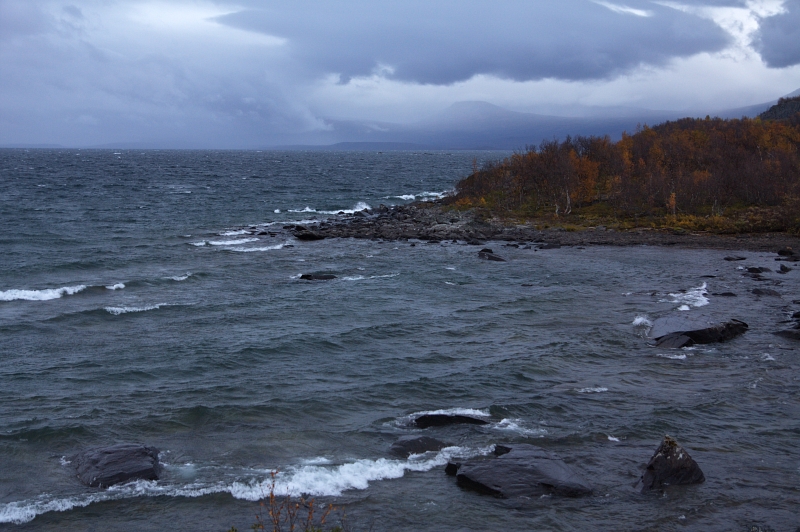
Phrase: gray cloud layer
[
  {"left": 755, "top": 1, "right": 800, "bottom": 68},
  {"left": 215, "top": 0, "right": 731, "bottom": 84}
]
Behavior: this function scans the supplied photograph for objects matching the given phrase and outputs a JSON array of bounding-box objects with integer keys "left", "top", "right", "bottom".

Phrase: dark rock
[
  {"left": 779, "top": 264, "right": 792, "bottom": 273},
  {"left": 712, "top": 292, "right": 737, "bottom": 297},
  {"left": 752, "top": 288, "right": 781, "bottom": 297},
  {"left": 792, "top": 311, "right": 800, "bottom": 319},
  {"left": 294, "top": 229, "right": 325, "bottom": 241},
  {"left": 775, "top": 329, "right": 800, "bottom": 340},
  {"left": 724, "top": 256, "right": 747, "bottom": 261},
  {"left": 300, "top": 274, "right": 336, "bottom": 281},
  {"left": 537, "top": 243, "right": 561, "bottom": 250},
  {"left": 413, "top": 414, "right": 490, "bottom": 429},
  {"left": 747, "top": 267, "right": 771, "bottom": 273},
  {"left": 479, "top": 248, "right": 494, "bottom": 254},
  {"left": 479, "top": 251, "right": 506, "bottom": 262},
  {"left": 635, "top": 436, "right": 704, "bottom": 493},
  {"left": 390, "top": 436, "right": 450, "bottom": 458},
  {"left": 777, "top": 247, "right": 795, "bottom": 256},
  {"left": 445, "top": 461, "right": 461, "bottom": 476},
  {"left": 651, "top": 319, "right": 748, "bottom": 348},
  {"left": 455, "top": 443, "right": 592, "bottom": 498},
  {"left": 73, "top": 444, "right": 160, "bottom": 488}
]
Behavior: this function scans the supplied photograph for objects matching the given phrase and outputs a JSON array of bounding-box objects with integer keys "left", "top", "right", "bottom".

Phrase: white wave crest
[
  {"left": 169, "top": 274, "right": 191, "bottom": 281},
  {"left": 288, "top": 202, "right": 372, "bottom": 215},
  {"left": 0, "top": 285, "right": 86, "bottom": 302},
  {"left": 632, "top": 315, "right": 652, "bottom": 327},
  {"left": 657, "top": 353, "right": 687, "bottom": 360},
  {"left": 230, "top": 243, "right": 287, "bottom": 253},
  {"left": 219, "top": 230, "right": 250, "bottom": 236},
  {"left": 105, "top": 283, "right": 125, "bottom": 290},
  {"left": 492, "top": 419, "right": 547, "bottom": 437},
  {"left": 208, "top": 238, "right": 259, "bottom": 246},
  {"left": 577, "top": 387, "right": 608, "bottom": 393},
  {"left": 104, "top": 304, "right": 165, "bottom": 315},
  {"left": 662, "top": 283, "right": 709, "bottom": 311}
]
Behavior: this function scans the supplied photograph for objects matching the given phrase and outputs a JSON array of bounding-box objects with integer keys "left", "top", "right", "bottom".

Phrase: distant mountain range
[
  {"left": 273, "top": 88, "right": 800, "bottom": 151},
  {"left": 4, "top": 89, "right": 798, "bottom": 150}
]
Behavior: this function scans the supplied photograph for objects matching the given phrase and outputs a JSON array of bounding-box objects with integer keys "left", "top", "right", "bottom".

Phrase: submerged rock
[
  {"left": 73, "top": 444, "right": 161, "bottom": 488},
  {"left": 300, "top": 274, "right": 336, "bottom": 281},
  {"left": 390, "top": 436, "right": 450, "bottom": 458},
  {"left": 651, "top": 319, "right": 748, "bottom": 348},
  {"left": 635, "top": 436, "right": 704, "bottom": 492},
  {"left": 413, "top": 414, "right": 490, "bottom": 429},
  {"left": 452, "top": 443, "right": 593, "bottom": 498},
  {"left": 724, "top": 256, "right": 747, "bottom": 261},
  {"left": 752, "top": 288, "right": 781, "bottom": 297},
  {"left": 478, "top": 248, "right": 506, "bottom": 262}
]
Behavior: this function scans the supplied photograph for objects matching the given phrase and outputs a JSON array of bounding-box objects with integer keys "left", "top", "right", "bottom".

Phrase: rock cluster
[{"left": 651, "top": 319, "right": 749, "bottom": 348}]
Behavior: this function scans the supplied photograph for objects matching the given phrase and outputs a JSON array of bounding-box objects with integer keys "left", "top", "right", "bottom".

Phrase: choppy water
[{"left": 1, "top": 149, "right": 798, "bottom": 531}]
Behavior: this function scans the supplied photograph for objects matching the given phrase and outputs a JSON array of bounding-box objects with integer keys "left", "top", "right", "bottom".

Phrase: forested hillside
[{"left": 450, "top": 112, "right": 800, "bottom": 233}]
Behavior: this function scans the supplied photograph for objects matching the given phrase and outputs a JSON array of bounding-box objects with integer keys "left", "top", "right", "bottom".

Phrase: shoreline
[{"left": 301, "top": 202, "right": 800, "bottom": 253}]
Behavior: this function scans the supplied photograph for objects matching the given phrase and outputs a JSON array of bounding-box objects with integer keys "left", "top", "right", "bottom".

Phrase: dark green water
[{"left": 1, "top": 150, "right": 798, "bottom": 531}]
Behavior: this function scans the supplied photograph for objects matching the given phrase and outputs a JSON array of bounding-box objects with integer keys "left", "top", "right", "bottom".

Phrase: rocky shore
[{"left": 291, "top": 202, "right": 800, "bottom": 252}]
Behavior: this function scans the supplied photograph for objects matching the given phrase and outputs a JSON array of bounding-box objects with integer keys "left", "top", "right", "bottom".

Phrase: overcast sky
[{"left": 1, "top": 0, "right": 799, "bottom": 147}]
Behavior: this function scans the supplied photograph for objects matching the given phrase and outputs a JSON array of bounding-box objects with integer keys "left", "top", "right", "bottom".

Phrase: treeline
[{"left": 451, "top": 113, "right": 800, "bottom": 231}]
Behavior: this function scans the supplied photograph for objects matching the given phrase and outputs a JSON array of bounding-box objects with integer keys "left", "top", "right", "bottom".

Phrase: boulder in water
[
  {"left": 478, "top": 249, "right": 506, "bottom": 262},
  {"left": 724, "top": 256, "right": 746, "bottom": 261},
  {"left": 390, "top": 436, "right": 450, "bottom": 458},
  {"left": 413, "top": 414, "right": 489, "bottom": 428},
  {"left": 294, "top": 230, "right": 325, "bottom": 241},
  {"left": 651, "top": 319, "right": 748, "bottom": 348},
  {"left": 452, "top": 443, "right": 592, "bottom": 498},
  {"left": 635, "top": 436, "right": 704, "bottom": 493},
  {"left": 300, "top": 274, "right": 336, "bottom": 281},
  {"left": 752, "top": 288, "right": 781, "bottom": 297},
  {"left": 73, "top": 444, "right": 161, "bottom": 488}
]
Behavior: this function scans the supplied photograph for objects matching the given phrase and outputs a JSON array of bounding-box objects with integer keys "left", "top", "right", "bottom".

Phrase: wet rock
[
  {"left": 724, "top": 256, "right": 747, "bottom": 261},
  {"left": 537, "top": 243, "right": 561, "bottom": 250},
  {"left": 651, "top": 319, "right": 748, "bottom": 348},
  {"left": 413, "top": 414, "right": 490, "bottom": 429},
  {"left": 73, "top": 444, "right": 161, "bottom": 488},
  {"left": 752, "top": 288, "right": 781, "bottom": 297},
  {"left": 777, "top": 247, "right": 795, "bottom": 256},
  {"left": 775, "top": 329, "right": 800, "bottom": 340},
  {"left": 390, "top": 436, "right": 450, "bottom": 458},
  {"left": 445, "top": 461, "right": 461, "bottom": 476},
  {"left": 300, "top": 274, "right": 336, "bottom": 281},
  {"left": 294, "top": 229, "right": 325, "bottom": 241},
  {"left": 454, "top": 443, "right": 593, "bottom": 498},
  {"left": 778, "top": 264, "right": 792, "bottom": 274},
  {"left": 635, "top": 436, "right": 704, "bottom": 493},
  {"left": 479, "top": 252, "right": 506, "bottom": 262},
  {"left": 712, "top": 292, "right": 737, "bottom": 297}
]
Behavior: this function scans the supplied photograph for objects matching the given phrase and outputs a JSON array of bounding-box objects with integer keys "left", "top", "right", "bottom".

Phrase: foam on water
[
  {"left": 0, "top": 285, "right": 87, "bottom": 302},
  {"left": 0, "top": 446, "right": 493, "bottom": 524},
  {"left": 169, "top": 274, "right": 192, "bottom": 281},
  {"left": 231, "top": 243, "right": 287, "bottom": 253},
  {"left": 207, "top": 238, "right": 259, "bottom": 246},
  {"left": 663, "top": 283, "right": 709, "bottom": 311},
  {"left": 219, "top": 230, "right": 251, "bottom": 236},
  {"left": 104, "top": 304, "right": 166, "bottom": 315},
  {"left": 577, "top": 387, "right": 608, "bottom": 393},
  {"left": 105, "top": 283, "right": 125, "bottom": 290},
  {"left": 288, "top": 201, "right": 372, "bottom": 215},
  {"left": 632, "top": 315, "right": 652, "bottom": 327},
  {"left": 657, "top": 353, "right": 688, "bottom": 360},
  {"left": 491, "top": 418, "right": 547, "bottom": 437}
]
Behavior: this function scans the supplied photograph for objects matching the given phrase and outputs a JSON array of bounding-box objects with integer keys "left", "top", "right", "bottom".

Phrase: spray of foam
[
  {"left": 105, "top": 283, "right": 125, "bottom": 290},
  {"left": 0, "top": 285, "right": 87, "bottom": 302},
  {"left": 663, "top": 283, "right": 709, "bottom": 311},
  {"left": 105, "top": 304, "right": 165, "bottom": 315}
]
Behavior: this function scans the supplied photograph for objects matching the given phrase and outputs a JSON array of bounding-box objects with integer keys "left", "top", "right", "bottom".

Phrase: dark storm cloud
[
  {"left": 214, "top": 0, "right": 731, "bottom": 84},
  {"left": 755, "top": 2, "right": 800, "bottom": 68}
]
